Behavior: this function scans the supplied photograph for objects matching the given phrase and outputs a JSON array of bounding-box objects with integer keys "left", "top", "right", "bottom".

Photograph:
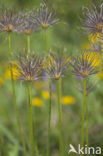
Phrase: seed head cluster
[
  {"left": 1, "top": 2, "right": 103, "bottom": 92},
  {"left": 81, "top": 4, "right": 103, "bottom": 36},
  {"left": 44, "top": 53, "right": 71, "bottom": 80},
  {"left": 71, "top": 53, "right": 99, "bottom": 79},
  {"left": 13, "top": 54, "right": 42, "bottom": 81},
  {"left": 31, "top": 3, "right": 60, "bottom": 29},
  {"left": 0, "top": 7, "right": 23, "bottom": 33}
]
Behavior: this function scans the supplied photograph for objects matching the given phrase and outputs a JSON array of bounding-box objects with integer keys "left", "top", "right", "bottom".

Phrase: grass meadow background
[{"left": 0, "top": 0, "right": 103, "bottom": 155}]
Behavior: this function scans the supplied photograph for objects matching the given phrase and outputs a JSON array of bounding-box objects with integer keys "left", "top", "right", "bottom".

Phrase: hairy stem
[
  {"left": 47, "top": 78, "right": 52, "bottom": 156},
  {"left": 8, "top": 33, "right": 27, "bottom": 156},
  {"left": 28, "top": 83, "right": 34, "bottom": 156},
  {"left": 81, "top": 79, "right": 86, "bottom": 156},
  {"left": 57, "top": 78, "right": 63, "bottom": 156}
]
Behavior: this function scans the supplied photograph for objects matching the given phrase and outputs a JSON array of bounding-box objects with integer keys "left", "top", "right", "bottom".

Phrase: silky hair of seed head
[
  {"left": 80, "top": 3, "right": 103, "bottom": 35},
  {"left": 12, "top": 54, "right": 42, "bottom": 81},
  {"left": 17, "top": 9, "right": 39, "bottom": 35},
  {"left": 44, "top": 52, "right": 71, "bottom": 80},
  {"left": 0, "top": 6, "right": 25, "bottom": 33},
  {"left": 30, "top": 2, "right": 60, "bottom": 29},
  {"left": 71, "top": 52, "right": 99, "bottom": 79}
]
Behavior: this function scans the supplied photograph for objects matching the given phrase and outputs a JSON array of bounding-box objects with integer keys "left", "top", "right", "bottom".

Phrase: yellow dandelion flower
[
  {"left": 0, "top": 77, "right": 4, "bottom": 86},
  {"left": 62, "top": 96, "right": 75, "bottom": 105},
  {"left": 88, "top": 33, "right": 101, "bottom": 43},
  {"left": 4, "top": 64, "right": 20, "bottom": 80},
  {"left": 42, "top": 91, "right": 50, "bottom": 99},
  {"left": 32, "top": 97, "right": 43, "bottom": 107},
  {"left": 84, "top": 52, "right": 101, "bottom": 67}
]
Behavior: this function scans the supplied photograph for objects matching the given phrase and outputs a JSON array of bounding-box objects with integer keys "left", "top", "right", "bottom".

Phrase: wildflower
[
  {"left": 0, "top": 6, "right": 23, "bottom": 33},
  {"left": 62, "top": 96, "right": 75, "bottom": 105},
  {"left": 81, "top": 4, "right": 103, "bottom": 36},
  {"left": 71, "top": 52, "right": 99, "bottom": 79},
  {"left": 84, "top": 52, "right": 101, "bottom": 67},
  {"left": 17, "top": 10, "right": 38, "bottom": 35},
  {"left": 42, "top": 90, "right": 50, "bottom": 99},
  {"left": 12, "top": 54, "right": 42, "bottom": 81},
  {"left": 45, "top": 53, "right": 71, "bottom": 80},
  {"left": 0, "top": 76, "right": 4, "bottom": 86},
  {"left": 4, "top": 64, "right": 20, "bottom": 80},
  {"left": 88, "top": 33, "right": 101, "bottom": 43},
  {"left": 31, "top": 3, "right": 60, "bottom": 29},
  {"left": 32, "top": 97, "right": 43, "bottom": 107}
]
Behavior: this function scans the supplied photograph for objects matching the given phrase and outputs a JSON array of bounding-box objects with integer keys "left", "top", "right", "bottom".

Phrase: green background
[{"left": 0, "top": 0, "right": 103, "bottom": 156}]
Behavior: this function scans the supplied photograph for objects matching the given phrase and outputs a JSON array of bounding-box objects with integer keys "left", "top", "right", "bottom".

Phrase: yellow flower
[
  {"left": 62, "top": 96, "right": 75, "bottom": 105},
  {"left": 0, "top": 77, "right": 4, "bottom": 86},
  {"left": 4, "top": 64, "right": 20, "bottom": 80},
  {"left": 84, "top": 52, "right": 101, "bottom": 67},
  {"left": 88, "top": 33, "right": 101, "bottom": 43},
  {"left": 42, "top": 91, "right": 50, "bottom": 99},
  {"left": 32, "top": 97, "right": 43, "bottom": 107}
]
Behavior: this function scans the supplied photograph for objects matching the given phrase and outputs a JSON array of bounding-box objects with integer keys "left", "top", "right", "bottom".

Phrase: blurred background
[{"left": 0, "top": 0, "right": 103, "bottom": 156}]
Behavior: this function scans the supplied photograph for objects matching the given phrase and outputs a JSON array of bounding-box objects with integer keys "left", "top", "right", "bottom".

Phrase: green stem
[
  {"left": 47, "top": 78, "right": 52, "bottom": 156},
  {"left": 57, "top": 78, "right": 63, "bottom": 156},
  {"left": 44, "top": 29, "right": 48, "bottom": 55},
  {"left": 33, "top": 108, "right": 39, "bottom": 156},
  {"left": 81, "top": 79, "right": 86, "bottom": 156},
  {"left": 43, "top": 27, "right": 51, "bottom": 156},
  {"left": 28, "top": 83, "right": 34, "bottom": 156},
  {"left": 27, "top": 34, "right": 39, "bottom": 156},
  {"left": 86, "top": 100, "right": 89, "bottom": 156},
  {"left": 8, "top": 33, "right": 27, "bottom": 156},
  {"left": 27, "top": 35, "right": 30, "bottom": 58},
  {"left": 34, "top": 140, "right": 39, "bottom": 156}
]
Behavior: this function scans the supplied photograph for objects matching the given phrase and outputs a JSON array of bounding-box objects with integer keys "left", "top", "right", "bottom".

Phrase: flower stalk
[
  {"left": 27, "top": 35, "right": 34, "bottom": 156},
  {"left": 44, "top": 29, "right": 48, "bottom": 55},
  {"left": 57, "top": 78, "right": 63, "bottom": 156},
  {"left": 28, "top": 82, "right": 34, "bottom": 156},
  {"left": 8, "top": 33, "right": 27, "bottom": 156},
  {"left": 81, "top": 78, "right": 86, "bottom": 156},
  {"left": 47, "top": 78, "right": 52, "bottom": 156},
  {"left": 43, "top": 26, "right": 52, "bottom": 156}
]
